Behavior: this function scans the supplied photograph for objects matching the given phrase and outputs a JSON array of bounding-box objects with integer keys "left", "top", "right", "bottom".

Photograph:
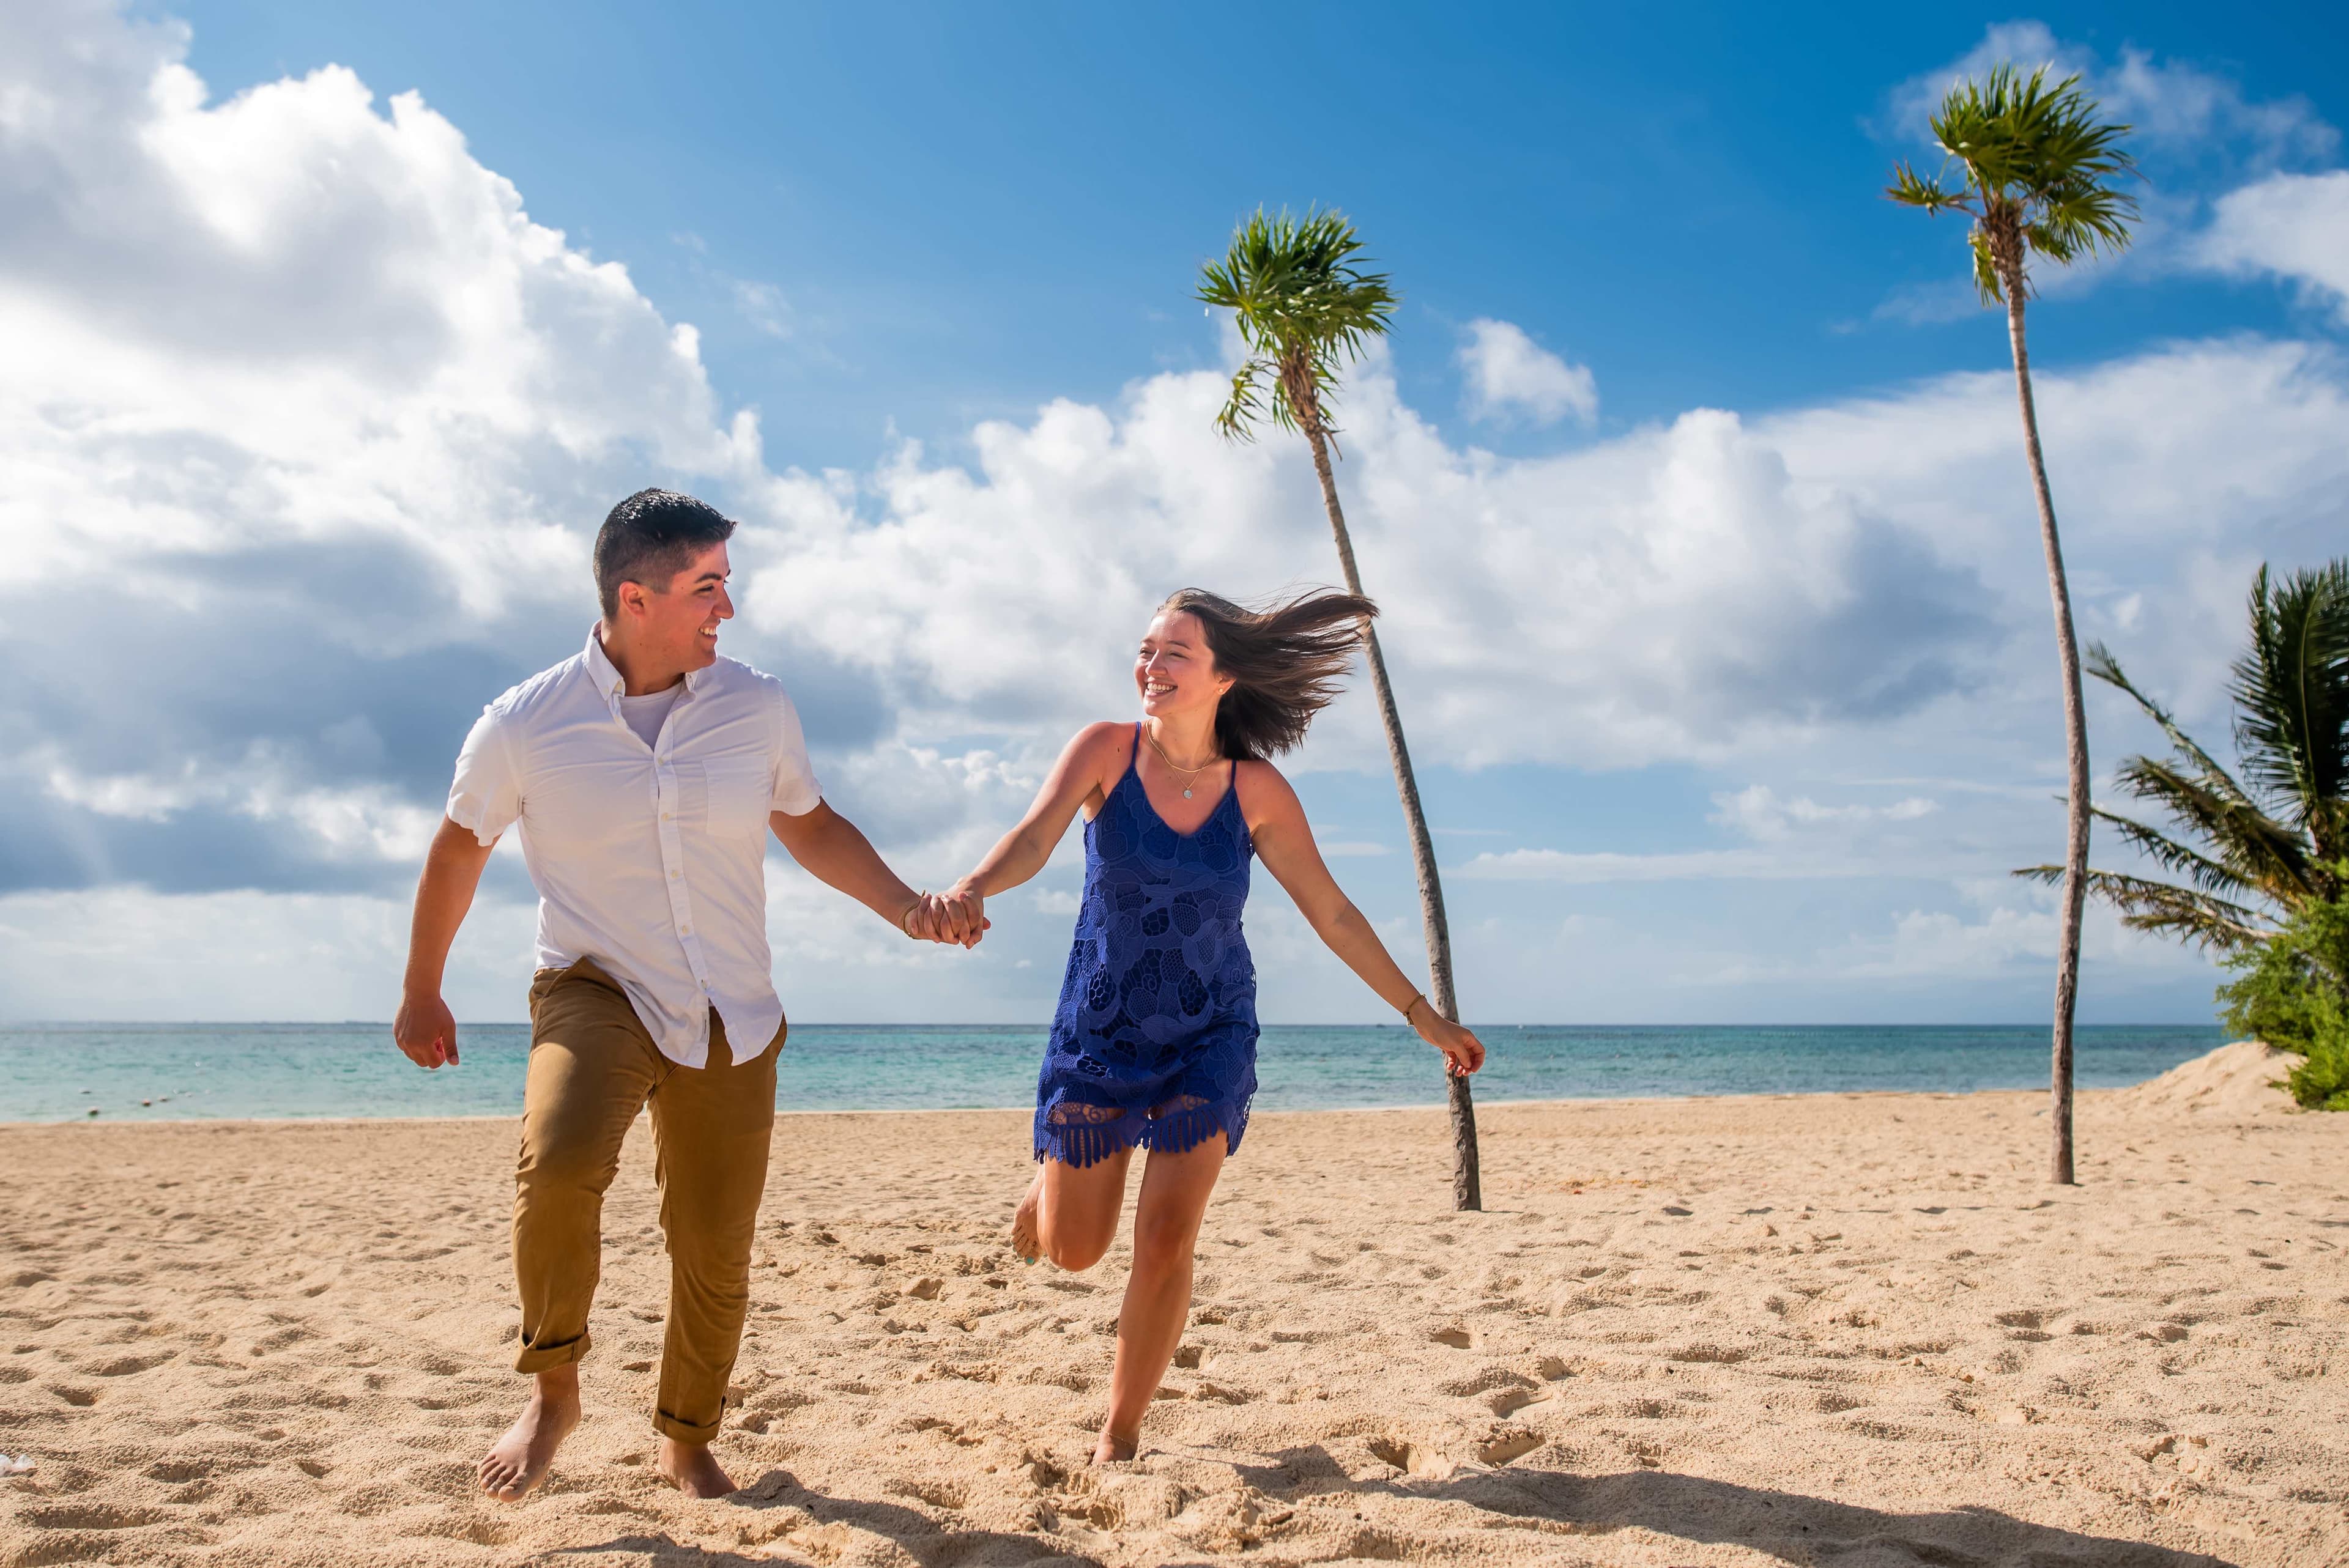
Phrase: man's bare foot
[
  {"left": 1091, "top": 1429, "right": 1138, "bottom": 1465},
  {"left": 1010, "top": 1167, "right": 1045, "bottom": 1263},
  {"left": 478, "top": 1367, "right": 581, "bottom": 1501},
  {"left": 655, "top": 1437, "right": 737, "bottom": 1498}
]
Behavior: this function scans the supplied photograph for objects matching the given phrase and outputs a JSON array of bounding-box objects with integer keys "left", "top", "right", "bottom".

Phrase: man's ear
[{"left": 616, "top": 580, "right": 647, "bottom": 619}]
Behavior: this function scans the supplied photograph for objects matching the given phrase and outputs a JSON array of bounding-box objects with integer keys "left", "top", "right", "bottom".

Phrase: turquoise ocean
[{"left": 1, "top": 1023, "right": 2225, "bottom": 1123}]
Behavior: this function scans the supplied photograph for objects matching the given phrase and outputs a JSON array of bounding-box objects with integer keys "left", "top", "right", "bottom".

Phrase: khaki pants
[{"left": 513, "top": 958, "right": 782, "bottom": 1443}]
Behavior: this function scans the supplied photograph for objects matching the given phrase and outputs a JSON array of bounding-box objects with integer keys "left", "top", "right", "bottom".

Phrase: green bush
[{"left": 2216, "top": 870, "right": 2349, "bottom": 1111}]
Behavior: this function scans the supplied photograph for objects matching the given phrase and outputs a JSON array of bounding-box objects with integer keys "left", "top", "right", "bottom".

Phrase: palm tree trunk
[
  {"left": 2005, "top": 283, "right": 2091, "bottom": 1188},
  {"left": 1303, "top": 419, "right": 1481, "bottom": 1211}
]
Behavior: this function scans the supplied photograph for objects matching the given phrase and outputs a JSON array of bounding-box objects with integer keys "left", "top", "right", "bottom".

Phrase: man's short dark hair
[{"left": 593, "top": 489, "right": 737, "bottom": 618}]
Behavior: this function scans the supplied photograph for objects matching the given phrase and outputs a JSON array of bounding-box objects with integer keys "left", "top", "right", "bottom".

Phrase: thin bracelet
[
  {"left": 1401, "top": 991, "right": 1428, "bottom": 1024},
  {"left": 900, "top": 894, "right": 926, "bottom": 937}
]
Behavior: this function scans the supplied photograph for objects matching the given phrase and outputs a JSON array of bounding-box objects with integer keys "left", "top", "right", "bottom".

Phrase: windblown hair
[
  {"left": 1159, "top": 586, "right": 1376, "bottom": 760},
  {"left": 593, "top": 489, "right": 737, "bottom": 618}
]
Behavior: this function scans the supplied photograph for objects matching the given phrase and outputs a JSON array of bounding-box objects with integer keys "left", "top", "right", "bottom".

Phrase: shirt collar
[{"left": 584, "top": 626, "right": 711, "bottom": 704}]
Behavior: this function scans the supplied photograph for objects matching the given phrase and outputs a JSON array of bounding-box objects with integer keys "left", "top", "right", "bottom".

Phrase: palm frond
[
  {"left": 1885, "top": 163, "right": 1973, "bottom": 215},
  {"left": 2111, "top": 755, "right": 2314, "bottom": 900},
  {"left": 1215, "top": 358, "right": 1272, "bottom": 443},
  {"left": 2230, "top": 561, "right": 2349, "bottom": 835},
  {"left": 2014, "top": 865, "right": 2272, "bottom": 953},
  {"left": 1967, "top": 229, "right": 2004, "bottom": 304},
  {"left": 2087, "top": 806, "right": 2260, "bottom": 900},
  {"left": 2086, "top": 642, "right": 2257, "bottom": 809}
]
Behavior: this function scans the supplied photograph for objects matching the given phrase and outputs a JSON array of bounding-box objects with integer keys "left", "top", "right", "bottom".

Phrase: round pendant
[{"left": 1182, "top": 787, "right": 1194, "bottom": 799}]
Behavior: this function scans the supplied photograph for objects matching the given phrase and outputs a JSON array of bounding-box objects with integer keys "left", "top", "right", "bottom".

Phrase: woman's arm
[
  {"left": 1242, "top": 761, "right": 1485, "bottom": 1076},
  {"left": 943, "top": 722, "right": 1129, "bottom": 942}
]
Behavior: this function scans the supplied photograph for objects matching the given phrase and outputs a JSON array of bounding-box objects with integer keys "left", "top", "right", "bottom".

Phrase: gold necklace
[{"left": 1145, "top": 730, "right": 1220, "bottom": 799}]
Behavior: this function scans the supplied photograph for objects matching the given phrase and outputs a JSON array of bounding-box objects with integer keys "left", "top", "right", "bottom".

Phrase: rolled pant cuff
[
  {"left": 514, "top": 1331, "right": 591, "bottom": 1375},
  {"left": 653, "top": 1408, "right": 723, "bottom": 1445}
]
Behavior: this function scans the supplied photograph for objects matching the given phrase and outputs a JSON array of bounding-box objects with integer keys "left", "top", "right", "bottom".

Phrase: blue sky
[
  {"left": 5, "top": 1, "right": 2348, "bottom": 1024},
  {"left": 166, "top": 1, "right": 2348, "bottom": 460}
]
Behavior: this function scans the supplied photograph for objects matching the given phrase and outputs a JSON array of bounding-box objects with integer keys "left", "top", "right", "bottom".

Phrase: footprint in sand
[{"left": 1478, "top": 1427, "right": 1545, "bottom": 1465}]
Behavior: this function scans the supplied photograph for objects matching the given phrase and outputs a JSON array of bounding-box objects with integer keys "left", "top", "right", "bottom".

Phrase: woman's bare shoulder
[
  {"left": 1067, "top": 720, "right": 1135, "bottom": 760},
  {"left": 1056, "top": 721, "right": 1136, "bottom": 785},
  {"left": 1234, "top": 758, "right": 1302, "bottom": 819}
]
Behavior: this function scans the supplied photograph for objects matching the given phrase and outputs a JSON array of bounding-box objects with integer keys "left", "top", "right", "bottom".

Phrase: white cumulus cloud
[
  {"left": 1457, "top": 318, "right": 1598, "bottom": 426},
  {"left": 2197, "top": 171, "right": 2349, "bottom": 324},
  {"left": 1709, "top": 785, "right": 1937, "bottom": 843}
]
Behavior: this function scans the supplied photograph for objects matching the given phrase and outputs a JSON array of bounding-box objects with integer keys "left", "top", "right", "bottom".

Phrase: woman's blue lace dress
[{"left": 1035, "top": 727, "right": 1258, "bottom": 1166}]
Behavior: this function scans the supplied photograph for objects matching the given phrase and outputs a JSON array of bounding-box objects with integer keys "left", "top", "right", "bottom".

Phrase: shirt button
[
  {"left": 680, "top": 927, "right": 691, "bottom": 936},
  {"left": 670, "top": 870, "right": 681, "bottom": 879},
  {"left": 661, "top": 812, "right": 672, "bottom": 821}
]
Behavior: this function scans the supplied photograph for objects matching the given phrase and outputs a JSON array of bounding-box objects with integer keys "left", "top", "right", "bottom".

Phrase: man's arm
[
  {"left": 393, "top": 816, "right": 497, "bottom": 1068},
  {"left": 770, "top": 801, "right": 974, "bottom": 940}
]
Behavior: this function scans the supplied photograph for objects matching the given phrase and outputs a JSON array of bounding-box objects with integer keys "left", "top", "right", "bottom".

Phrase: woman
[{"left": 939, "top": 586, "right": 1486, "bottom": 1464}]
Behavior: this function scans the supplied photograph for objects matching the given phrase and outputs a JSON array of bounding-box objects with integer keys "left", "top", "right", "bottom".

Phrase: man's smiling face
[{"left": 626, "top": 541, "right": 733, "bottom": 674}]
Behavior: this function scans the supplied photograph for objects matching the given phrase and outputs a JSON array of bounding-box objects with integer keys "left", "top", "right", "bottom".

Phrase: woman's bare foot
[
  {"left": 655, "top": 1437, "right": 738, "bottom": 1498},
  {"left": 1091, "top": 1429, "right": 1138, "bottom": 1465},
  {"left": 478, "top": 1366, "right": 581, "bottom": 1501},
  {"left": 1010, "top": 1167, "right": 1045, "bottom": 1262}
]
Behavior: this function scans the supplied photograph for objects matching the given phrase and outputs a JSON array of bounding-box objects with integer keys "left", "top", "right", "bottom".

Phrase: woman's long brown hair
[{"left": 1159, "top": 586, "right": 1376, "bottom": 760}]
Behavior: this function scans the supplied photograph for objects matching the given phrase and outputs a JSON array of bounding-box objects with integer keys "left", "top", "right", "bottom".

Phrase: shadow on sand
[
  {"left": 557, "top": 1455, "right": 2232, "bottom": 1567},
  {"left": 554, "top": 1466, "right": 1102, "bottom": 1566},
  {"left": 1228, "top": 1447, "right": 2238, "bottom": 1568}
]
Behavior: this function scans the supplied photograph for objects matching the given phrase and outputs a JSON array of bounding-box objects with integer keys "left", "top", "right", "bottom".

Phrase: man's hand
[
  {"left": 396, "top": 818, "right": 494, "bottom": 1070},
  {"left": 904, "top": 890, "right": 987, "bottom": 946},
  {"left": 775, "top": 804, "right": 989, "bottom": 948},
  {"left": 394, "top": 989, "right": 460, "bottom": 1069}
]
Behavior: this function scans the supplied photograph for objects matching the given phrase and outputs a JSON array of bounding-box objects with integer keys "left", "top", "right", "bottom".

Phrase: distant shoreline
[
  {"left": 0, "top": 1021, "right": 2227, "bottom": 1126},
  {"left": 0, "top": 1019, "right": 2222, "bottom": 1029},
  {"left": 0, "top": 1079, "right": 2164, "bottom": 1131}
]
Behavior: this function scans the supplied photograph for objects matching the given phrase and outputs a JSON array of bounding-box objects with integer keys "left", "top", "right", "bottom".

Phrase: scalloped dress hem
[{"left": 1032, "top": 1095, "right": 1252, "bottom": 1169}]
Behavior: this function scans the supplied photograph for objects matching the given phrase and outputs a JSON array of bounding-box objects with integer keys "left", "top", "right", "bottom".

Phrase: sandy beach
[{"left": 2, "top": 1043, "right": 2342, "bottom": 1567}]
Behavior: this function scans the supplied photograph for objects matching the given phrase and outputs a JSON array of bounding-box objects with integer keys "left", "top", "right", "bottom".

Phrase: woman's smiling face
[{"left": 1136, "top": 610, "right": 1234, "bottom": 723}]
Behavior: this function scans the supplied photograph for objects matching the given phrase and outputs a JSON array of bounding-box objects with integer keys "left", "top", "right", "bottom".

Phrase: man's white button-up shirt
[{"left": 445, "top": 631, "right": 823, "bottom": 1068}]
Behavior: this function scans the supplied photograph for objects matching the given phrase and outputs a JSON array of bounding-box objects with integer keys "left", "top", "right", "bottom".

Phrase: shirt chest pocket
[{"left": 680, "top": 756, "right": 773, "bottom": 840}]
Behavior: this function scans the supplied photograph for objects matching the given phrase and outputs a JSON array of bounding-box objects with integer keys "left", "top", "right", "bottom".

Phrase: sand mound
[{"left": 2102, "top": 1038, "right": 2299, "bottom": 1118}]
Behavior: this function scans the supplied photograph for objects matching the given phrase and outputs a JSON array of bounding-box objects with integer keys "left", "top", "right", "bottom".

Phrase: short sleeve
[
  {"left": 769, "top": 687, "right": 823, "bottom": 817},
  {"left": 446, "top": 704, "right": 523, "bottom": 846}
]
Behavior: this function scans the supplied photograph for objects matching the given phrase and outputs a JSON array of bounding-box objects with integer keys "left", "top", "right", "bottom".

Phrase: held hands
[
  {"left": 901, "top": 886, "right": 988, "bottom": 948},
  {"left": 393, "top": 991, "right": 459, "bottom": 1070},
  {"left": 1407, "top": 996, "right": 1486, "bottom": 1078}
]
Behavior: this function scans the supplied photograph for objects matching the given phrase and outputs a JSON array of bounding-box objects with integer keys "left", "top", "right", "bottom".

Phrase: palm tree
[
  {"left": 1889, "top": 65, "right": 2138, "bottom": 1185},
  {"left": 1198, "top": 207, "right": 1482, "bottom": 1211},
  {"left": 2020, "top": 560, "right": 2349, "bottom": 947}
]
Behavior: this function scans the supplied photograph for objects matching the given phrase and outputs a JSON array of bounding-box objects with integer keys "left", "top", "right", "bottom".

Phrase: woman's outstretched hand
[
  {"left": 1414, "top": 1010, "right": 1485, "bottom": 1077},
  {"left": 939, "top": 882, "right": 986, "bottom": 949}
]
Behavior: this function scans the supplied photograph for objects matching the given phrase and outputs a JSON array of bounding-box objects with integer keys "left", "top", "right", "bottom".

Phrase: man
[{"left": 393, "top": 489, "right": 974, "bottom": 1500}]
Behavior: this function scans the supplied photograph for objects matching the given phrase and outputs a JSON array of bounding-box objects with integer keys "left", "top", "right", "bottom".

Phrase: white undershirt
[{"left": 617, "top": 683, "right": 683, "bottom": 750}]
